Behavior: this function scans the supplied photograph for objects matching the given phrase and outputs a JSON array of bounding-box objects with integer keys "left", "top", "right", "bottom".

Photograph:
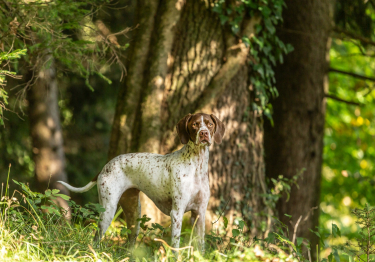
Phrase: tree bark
[
  {"left": 109, "top": 0, "right": 269, "bottom": 234},
  {"left": 264, "top": 0, "right": 332, "bottom": 252},
  {"left": 27, "top": 56, "right": 70, "bottom": 213}
]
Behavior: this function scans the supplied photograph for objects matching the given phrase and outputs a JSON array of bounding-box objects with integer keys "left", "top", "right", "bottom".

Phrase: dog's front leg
[
  {"left": 191, "top": 209, "right": 206, "bottom": 253},
  {"left": 170, "top": 207, "right": 184, "bottom": 249}
]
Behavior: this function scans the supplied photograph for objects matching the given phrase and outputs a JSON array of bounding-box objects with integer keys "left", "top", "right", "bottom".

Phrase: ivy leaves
[{"left": 213, "top": 0, "right": 294, "bottom": 118}]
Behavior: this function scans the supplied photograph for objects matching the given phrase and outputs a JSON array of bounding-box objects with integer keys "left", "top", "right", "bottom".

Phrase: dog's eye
[
  {"left": 209, "top": 123, "right": 213, "bottom": 127},
  {"left": 192, "top": 123, "right": 196, "bottom": 127}
]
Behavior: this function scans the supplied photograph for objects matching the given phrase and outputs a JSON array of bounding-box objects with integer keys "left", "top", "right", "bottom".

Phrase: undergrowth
[{"left": 0, "top": 166, "right": 304, "bottom": 261}]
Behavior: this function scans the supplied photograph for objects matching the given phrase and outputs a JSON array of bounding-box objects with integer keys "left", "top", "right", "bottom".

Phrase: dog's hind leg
[
  {"left": 119, "top": 188, "right": 141, "bottom": 247},
  {"left": 94, "top": 176, "right": 128, "bottom": 243}
]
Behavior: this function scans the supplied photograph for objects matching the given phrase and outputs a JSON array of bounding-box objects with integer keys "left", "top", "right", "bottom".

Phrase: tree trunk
[
  {"left": 109, "top": 0, "right": 269, "bottom": 234},
  {"left": 27, "top": 56, "right": 70, "bottom": 213},
  {"left": 264, "top": 0, "right": 332, "bottom": 251}
]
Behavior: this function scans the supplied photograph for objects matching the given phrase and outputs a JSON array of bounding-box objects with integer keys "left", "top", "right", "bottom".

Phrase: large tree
[
  {"left": 264, "top": 0, "right": 332, "bottom": 251},
  {"left": 108, "top": 0, "right": 283, "bottom": 233},
  {"left": 26, "top": 56, "right": 70, "bottom": 212}
]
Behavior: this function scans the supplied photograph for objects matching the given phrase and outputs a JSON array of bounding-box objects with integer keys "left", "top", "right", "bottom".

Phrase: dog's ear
[
  {"left": 176, "top": 113, "right": 192, "bottom": 144},
  {"left": 210, "top": 114, "right": 225, "bottom": 144}
]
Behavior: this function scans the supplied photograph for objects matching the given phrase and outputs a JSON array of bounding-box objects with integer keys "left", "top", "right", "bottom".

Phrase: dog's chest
[{"left": 184, "top": 167, "right": 210, "bottom": 212}]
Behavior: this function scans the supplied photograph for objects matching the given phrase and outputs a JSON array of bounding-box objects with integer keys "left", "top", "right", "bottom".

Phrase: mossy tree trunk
[
  {"left": 264, "top": 0, "right": 332, "bottom": 252},
  {"left": 108, "top": 0, "right": 269, "bottom": 234},
  {"left": 27, "top": 56, "right": 70, "bottom": 213}
]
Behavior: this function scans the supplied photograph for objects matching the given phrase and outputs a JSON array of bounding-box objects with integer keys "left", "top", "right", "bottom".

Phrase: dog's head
[{"left": 176, "top": 113, "right": 225, "bottom": 146}]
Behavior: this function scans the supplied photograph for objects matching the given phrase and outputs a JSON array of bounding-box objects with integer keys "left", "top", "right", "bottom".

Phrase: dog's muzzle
[{"left": 196, "top": 128, "right": 211, "bottom": 145}]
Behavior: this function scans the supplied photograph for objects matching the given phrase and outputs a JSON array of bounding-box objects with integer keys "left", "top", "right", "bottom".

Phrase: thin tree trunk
[
  {"left": 109, "top": 0, "right": 269, "bottom": 234},
  {"left": 27, "top": 56, "right": 70, "bottom": 214},
  {"left": 264, "top": 0, "right": 332, "bottom": 253}
]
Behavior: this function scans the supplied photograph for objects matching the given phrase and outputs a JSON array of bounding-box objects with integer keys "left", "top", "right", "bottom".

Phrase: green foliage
[
  {"left": 0, "top": 175, "right": 112, "bottom": 261},
  {"left": 0, "top": 0, "right": 125, "bottom": 92},
  {"left": 350, "top": 205, "right": 375, "bottom": 260},
  {"left": 313, "top": 206, "right": 375, "bottom": 262},
  {"left": 213, "top": 0, "right": 293, "bottom": 117},
  {"left": 262, "top": 170, "right": 303, "bottom": 212},
  {"left": 0, "top": 48, "right": 26, "bottom": 125},
  {"left": 319, "top": 1, "right": 375, "bottom": 257},
  {"left": 321, "top": 38, "right": 375, "bottom": 242},
  {"left": 0, "top": 171, "right": 301, "bottom": 261},
  {"left": 263, "top": 215, "right": 310, "bottom": 260}
]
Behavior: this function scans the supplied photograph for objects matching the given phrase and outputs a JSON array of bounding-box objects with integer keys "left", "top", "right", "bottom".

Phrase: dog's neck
[
  {"left": 179, "top": 141, "right": 209, "bottom": 175},
  {"left": 182, "top": 140, "right": 209, "bottom": 157}
]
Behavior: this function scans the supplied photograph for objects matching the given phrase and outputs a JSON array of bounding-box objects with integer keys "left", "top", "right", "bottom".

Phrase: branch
[
  {"left": 333, "top": 27, "right": 375, "bottom": 47},
  {"left": 95, "top": 20, "right": 120, "bottom": 48},
  {"left": 211, "top": 198, "right": 230, "bottom": 225},
  {"left": 329, "top": 68, "right": 375, "bottom": 82},
  {"left": 325, "top": 94, "right": 361, "bottom": 106},
  {"left": 292, "top": 215, "right": 302, "bottom": 245}
]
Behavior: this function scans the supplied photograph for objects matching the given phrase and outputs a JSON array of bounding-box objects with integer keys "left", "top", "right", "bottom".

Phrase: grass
[{"left": 0, "top": 169, "right": 301, "bottom": 261}]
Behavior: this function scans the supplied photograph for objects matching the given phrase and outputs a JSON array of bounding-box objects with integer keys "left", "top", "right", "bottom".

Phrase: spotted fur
[{"left": 58, "top": 113, "right": 225, "bottom": 251}]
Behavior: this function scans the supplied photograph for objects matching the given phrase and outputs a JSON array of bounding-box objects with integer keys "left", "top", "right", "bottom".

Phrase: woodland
[{"left": 0, "top": 0, "right": 375, "bottom": 261}]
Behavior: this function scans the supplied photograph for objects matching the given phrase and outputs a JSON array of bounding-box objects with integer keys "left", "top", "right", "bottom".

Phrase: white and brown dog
[{"left": 58, "top": 113, "right": 225, "bottom": 250}]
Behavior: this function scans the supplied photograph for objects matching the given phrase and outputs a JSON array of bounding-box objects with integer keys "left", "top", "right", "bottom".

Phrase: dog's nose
[{"left": 199, "top": 130, "right": 208, "bottom": 137}]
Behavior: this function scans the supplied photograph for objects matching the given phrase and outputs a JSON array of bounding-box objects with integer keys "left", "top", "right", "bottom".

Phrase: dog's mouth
[
  {"left": 195, "top": 129, "right": 211, "bottom": 146},
  {"left": 199, "top": 139, "right": 211, "bottom": 145}
]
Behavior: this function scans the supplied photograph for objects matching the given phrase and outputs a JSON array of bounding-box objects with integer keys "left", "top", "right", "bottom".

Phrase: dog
[{"left": 58, "top": 113, "right": 225, "bottom": 250}]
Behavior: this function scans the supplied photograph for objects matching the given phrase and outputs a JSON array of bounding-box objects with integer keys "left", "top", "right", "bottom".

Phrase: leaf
[
  {"left": 296, "top": 237, "right": 304, "bottom": 247},
  {"left": 242, "top": 37, "right": 251, "bottom": 47},
  {"left": 223, "top": 216, "right": 228, "bottom": 229},
  {"left": 120, "top": 227, "right": 132, "bottom": 236},
  {"left": 232, "top": 229, "right": 240, "bottom": 237},
  {"left": 284, "top": 213, "right": 292, "bottom": 218},
  {"left": 264, "top": 18, "right": 276, "bottom": 34},
  {"left": 55, "top": 194, "right": 70, "bottom": 200},
  {"left": 81, "top": 208, "right": 93, "bottom": 217},
  {"left": 332, "top": 223, "right": 341, "bottom": 238},
  {"left": 286, "top": 43, "right": 294, "bottom": 53},
  {"left": 151, "top": 223, "right": 164, "bottom": 231},
  {"left": 238, "top": 220, "right": 245, "bottom": 230},
  {"left": 260, "top": 6, "right": 271, "bottom": 17},
  {"left": 333, "top": 248, "right": 340, "bottom": 262},
  {"left": 219, "top": 15, "right": 229, "bottom": 25},
  {"left": 309, "top": 229, "right": 325, "bottom": 246},
  {"left": 328, "top": 253, "right": 333, "bottom": 262},
  {"left": 90, "top": 203, "right": 106, "bottom": 213},
  {"left": 256, "top": 65, "right": 264, "bottom": 78},
  {"left": 52, "top": 189, "right": 60, "bottom": 194},
  {"left": 274, "top": 233, "right": 297, "bottom": 252}
]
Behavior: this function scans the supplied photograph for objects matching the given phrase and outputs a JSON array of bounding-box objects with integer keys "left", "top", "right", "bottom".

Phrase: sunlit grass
[{"left": 0, "top": 169, "right": 300, "bottom": 261}]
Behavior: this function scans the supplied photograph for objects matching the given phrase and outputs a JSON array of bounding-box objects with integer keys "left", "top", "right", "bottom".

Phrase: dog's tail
[{"left": 57, "top": 180, "right": 97, "bottom": 193}]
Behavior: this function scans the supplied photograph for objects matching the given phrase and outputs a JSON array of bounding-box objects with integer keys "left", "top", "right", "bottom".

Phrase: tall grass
[{"left": 0, "top": 168, "right": 300, "bottom": 261}]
